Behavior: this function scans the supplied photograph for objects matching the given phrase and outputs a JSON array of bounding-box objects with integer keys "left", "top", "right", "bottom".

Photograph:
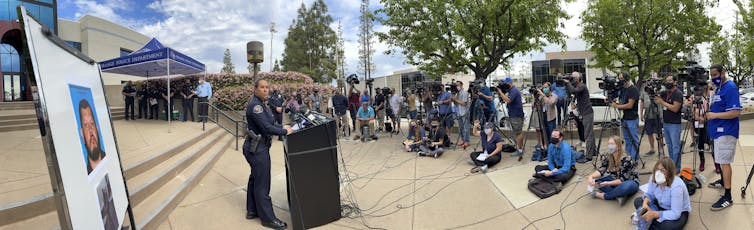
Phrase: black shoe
[
  {"left": 262, "top": 218, "right": 287, "bottom": 229},
  {"left": 245, "top": 212, "right": 258, "bottom": 220}
]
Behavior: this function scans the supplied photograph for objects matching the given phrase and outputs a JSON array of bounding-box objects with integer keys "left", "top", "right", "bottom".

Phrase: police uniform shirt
[
  {"left": 247, "top": 96, "right": 287, "bottom": 140},
  {"left": 137, "top": 87, "right": 148, "bottom": 101},
  {"left": 182, "top": 84, "right": 194, "bottom": 99},
  {"left": 122, "top": 85, "right": 136, "bottom": 100},
  {"left": 268, "top": 94, "right": 283, "bottom": 114}
]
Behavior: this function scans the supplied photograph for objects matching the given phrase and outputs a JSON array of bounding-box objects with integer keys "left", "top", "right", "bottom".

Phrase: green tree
[
  {"left": 272, "top": 60, "right": 282, "bottom": 72},
  {"left": 336, "top": 21, "right": 347, "bottom": 79},
  {"left": 581, "top": 0, "right": 720, "bottom": 81},
  {"left": 247, "top": 63, "right": 261, "bottom": 74},
  {"left": 221, "top": 48, "right": 235, "bottom": 74},
  {"left": 281, "top": 0, "right": 338, "bottom": 83},
  {"left": 716, "top": 0, "right": 754, "bottom": 85},
  {"left": 377, "top": 0, "right": 570, "bottom": 81},
  {"left": 358, "top": 0, "right": 375, "bottom": 80}
]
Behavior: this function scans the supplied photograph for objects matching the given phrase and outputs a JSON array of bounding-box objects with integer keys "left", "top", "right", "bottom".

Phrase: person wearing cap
[
  {"left": 469, "top": 121, "right": 504, "bottom": 173},
  {"left": 533, "top": 130, "right": 576, "bottom": 185},
  {"left": 496, "top": 77, "right": 525, "bottom": 157},
  {"left": 418, "top": 118, "right": 447, "bottom": 158},
  {"left": 355, "top": 101, "right": 378, "bottom": 141}
]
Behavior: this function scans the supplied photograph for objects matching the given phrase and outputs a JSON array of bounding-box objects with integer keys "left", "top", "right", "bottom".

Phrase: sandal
[{"left": 470, "top": 167, "right": 481, "bottom": 173}]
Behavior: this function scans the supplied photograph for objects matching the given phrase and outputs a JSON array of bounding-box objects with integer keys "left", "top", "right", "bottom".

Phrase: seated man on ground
[
  {"left": 418, "top": 119, "right": 447, "bottom": 158},
  {"left": 632, "top": 157, "right": 691, "bottom": 229},
  {"left": 533, "top": 130, "right": 575, "bottom": 184},
  {"left": 404, "top": 120, "right": 425, "bottom": 152},
  {"left": 355, "top": 101, "right": 378, "bottom": 140},
  {"left": 586, "top": 136, "right": 639, "bottom": 205},
  {"left": 469, "top": 121, "right": 503, "bottom": 173}
]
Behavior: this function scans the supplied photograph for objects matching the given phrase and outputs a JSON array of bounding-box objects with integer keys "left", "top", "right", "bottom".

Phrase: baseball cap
[
  {"left": 502, "top": 77, "right": 512, "bottom": 83},
  {"left": 483, "top": 122, "right": 494, "bottom": 129}
]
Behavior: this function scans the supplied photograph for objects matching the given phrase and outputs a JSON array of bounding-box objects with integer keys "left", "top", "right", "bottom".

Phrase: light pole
[{"left": 269, "top": 22, "right": 277, "bottom": 72}]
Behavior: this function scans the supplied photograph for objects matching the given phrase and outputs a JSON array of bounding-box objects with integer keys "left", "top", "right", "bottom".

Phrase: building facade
[
  {"left": 531, "top": 51, "right": 611, "bottom": 93},
  {"left": 1, "top": 0, "right": 56, "bottom": 102}
]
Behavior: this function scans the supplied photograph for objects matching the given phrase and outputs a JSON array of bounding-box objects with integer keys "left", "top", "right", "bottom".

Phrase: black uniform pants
[
  {"left": 182, "top": 99, "right": 194, "bottom": 121},
  {"left": 534, "top": 165, "right": 575, "bottom": 184},
  {"left": 242, "top": 140, "right": 277, "bottom": 222},
  {"left": 163, "top": 99, "right": 174, "bottom": 120},
  {"left": 150, "top": 101, "right": 159, "bottom": 120},
  {"left": 138, "top": 99, "right": 148, "bottom": 119},
  {"left": 125, "top": 98, "right": 135, "bottom": 120}
]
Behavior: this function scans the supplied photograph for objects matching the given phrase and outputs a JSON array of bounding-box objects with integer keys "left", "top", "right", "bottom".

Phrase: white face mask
[
  {"left": 654, "top": 170, "right": 666, "bottom": 184},
  {"left": 484, "top": 128, "right": 492, "bottom": 135},
  {"left": 607, "top": 144, "right": 617, "bottom": 153}
]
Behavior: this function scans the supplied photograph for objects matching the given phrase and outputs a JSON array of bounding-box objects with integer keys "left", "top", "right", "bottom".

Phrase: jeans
[
  {"left": 664, "top": 123, "right": 682, "bottom": 171},
  {"left": 470, "top": 151, "right": 501, "bottom": 167},
  {"left": 622, "top": 119, "right": 640, "bottom": 160},
  {"left": 596, "top": 175, "right": 639, "bottom": 200},
  {"left": 458, "top": 114, "right": 470, "bottom": 143},
  {"left": 556, "top": 97, "right": 566, "bottom": 125},
  {"left": 633, "top": 197, "right": 689, "bottom": 230},
  {"left": 409, "top": 110, "right": 418, "bottom": 120}
]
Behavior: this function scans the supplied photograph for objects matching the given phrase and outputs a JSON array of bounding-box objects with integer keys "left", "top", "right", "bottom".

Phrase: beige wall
[
  {"left": 58, "top": 15, "right": 151, "bottom": 85},
  {"left": 544, "top": 51, "right": 615, "bottom": 94}
]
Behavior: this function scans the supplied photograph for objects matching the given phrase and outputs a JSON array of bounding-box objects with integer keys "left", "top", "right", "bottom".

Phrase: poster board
[{"left": 19, "top": 6, "right": 131, "bottom": 230}]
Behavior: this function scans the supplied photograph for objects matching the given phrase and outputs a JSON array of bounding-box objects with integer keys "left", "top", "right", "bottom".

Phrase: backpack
[
  {"left": 501, "top": 144, "right": 517, "bottom": 153},
  {"left": 528, "top": 178, "right": 561, "bottom": 199},
  {"left": 679, "top": 167, "right": 701, "bottom": 196},
  {"left": 531, "top": 144, "right": 545, "bottom": 162}
]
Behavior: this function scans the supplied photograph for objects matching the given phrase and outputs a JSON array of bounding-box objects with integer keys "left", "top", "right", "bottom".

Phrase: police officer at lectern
[{"left": 243, "top": 78, "right": 293, "bottom": 230}]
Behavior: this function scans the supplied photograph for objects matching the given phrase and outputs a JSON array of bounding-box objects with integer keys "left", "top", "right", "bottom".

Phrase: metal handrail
[
  {"left": 211, "top": 101, "right": 246, "bottom": 121},
  {"left": 199, "top": 101, "right": 247, "bottom": 150}
]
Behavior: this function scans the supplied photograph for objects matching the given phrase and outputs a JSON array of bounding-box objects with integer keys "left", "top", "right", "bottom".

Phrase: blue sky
[{"left": 56, "top": 0, "right": 739, "bottom": 78}]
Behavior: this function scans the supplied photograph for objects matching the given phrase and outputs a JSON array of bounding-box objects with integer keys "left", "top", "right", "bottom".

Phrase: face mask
[
  {"left": 549, "top": 137, "right": 560, "bottom": 145},
  {"left": 607, "top": 144, "right": 617, "bottom": 153},
  {"left": 664, "top": 82, "right": 674, "bottom": 90},
  {"left": 431, "top": 124, "right": 439, "bottom": 129},
  {"left": 654, "top": 170, "right": 666, "bottom": 184},
  {"left": 543, "top": 88, "right": 550, "bottom": 94},
  {"left": 712, "top": 77, "right": 722, "bottom": 87},
  {"left": 484, "top": 128, "right": 492, "bottom": 135}
]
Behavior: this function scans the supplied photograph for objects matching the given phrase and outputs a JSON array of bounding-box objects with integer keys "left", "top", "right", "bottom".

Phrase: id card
[{"left": 717, "top": 127, "right": 724, "bottom": 133}]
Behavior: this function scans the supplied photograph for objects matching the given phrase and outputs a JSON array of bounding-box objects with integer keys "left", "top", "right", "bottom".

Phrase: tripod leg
[{"left": 742, "top": 164, "right": 754, "bottom": 198}]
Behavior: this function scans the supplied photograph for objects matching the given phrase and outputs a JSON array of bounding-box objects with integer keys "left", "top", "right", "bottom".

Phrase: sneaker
[
  {"left": 417, "top": 151, "right": 424, "bottom": 157},
  {"left": 371, "top": 135, "right": 379, "bottom": 140},
  {"left": 511, "top": 150, "right": 523, "bottom": 157},
  {"left": 590, "top": 191, "right": 598, "bottom": 199},
  {"left": 433, "top": 151, "right": 439, "bottom": 158},
  {"left": 616, "top": 197, "right": 627, "bottom": 206},
  {"left": 480, "top": 165, "right": 488, "bottom": 173},
  {"left": 708, "top": 179, "right": 724, "bottom": 189},
  {"left": 711, "top": 196, "right": 733, "bottom": 211},
  {"left": 644, "top": 150, "right": 655, "bottom": 156},
  {"left": 580, "top": 142, "right": 586, "bottom": 148}
]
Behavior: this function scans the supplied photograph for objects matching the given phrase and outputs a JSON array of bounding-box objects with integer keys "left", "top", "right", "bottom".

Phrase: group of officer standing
[{"left": 120, "top": 77, "right": 212, "bottom": 122}]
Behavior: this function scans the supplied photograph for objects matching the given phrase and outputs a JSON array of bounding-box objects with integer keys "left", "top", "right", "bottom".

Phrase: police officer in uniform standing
[
  {"left": 268, "top": 89, "right": 285, "bottom": 141},
  {"left": 137, "top": 83, "right": 149, "bottom": 119},
  {"left": 243, "top": 79, "right": 292, "bottom": 230},
  {"left": 121, "top": 81, "right": 136, "bottom": 120}
]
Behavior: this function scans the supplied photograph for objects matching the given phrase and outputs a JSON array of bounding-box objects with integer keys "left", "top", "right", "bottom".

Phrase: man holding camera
[
  {"left": 611, "top": 72, "right": 640, "bottom": 160},
  {"left": 639, "top": 73, "right": 662, "bottom": 156},
  {"left": 497, "top": 77, "right": 525, "bottom": 157},
  {"left": 563, "top": 72, "right": 596, "bottom": 161},
  {"left": 479, "top": 82, "right": 496, "bottom": 123},
  {"left": 436, "top": 86, "right": 455, "bottom": 136},
  {"left": 452, "top": 81, "right": 471, "bottom": 148},
  {"left": 654, "top": 75, "right": 683, "bottom": 172},
  {"left": 374, "top": 89, "right": 387, "bottom": 132},
  {"left": 706, "top": 64, "right": 741, "bottom": 211}
]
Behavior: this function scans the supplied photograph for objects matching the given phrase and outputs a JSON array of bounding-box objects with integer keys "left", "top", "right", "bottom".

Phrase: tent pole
[{"left": 167, "top": 57, "right": 172, "bottom": 133}]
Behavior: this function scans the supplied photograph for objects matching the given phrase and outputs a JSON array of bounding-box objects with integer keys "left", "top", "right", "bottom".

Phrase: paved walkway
[{"left": 163, "top": 121, "right": 754, "bottom": 230}]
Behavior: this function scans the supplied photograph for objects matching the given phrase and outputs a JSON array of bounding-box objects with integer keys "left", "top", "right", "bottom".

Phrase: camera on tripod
[
  {"left": 467, "top": 80, "right": 484, "bottom": 97},
  {"left": 496, "top": 80, "right": 511, "bottom": 94},
  {"left": 555, "top": 74, "right": 574, "bottom": 87},
  {"left": 597, "top": 76, "right": 621, "bottom": 100},
  {"left": 677, "top": 61, "right": 709, "bottom": 99},
  {"left": 446, "top": 79, "right": 458, "bottom": 94},
  {"left": 528, "top": 84, "right": 542, "bottom": 96},
  {"left": 380, "top": 87, "right": 392, "bottom": 96}
]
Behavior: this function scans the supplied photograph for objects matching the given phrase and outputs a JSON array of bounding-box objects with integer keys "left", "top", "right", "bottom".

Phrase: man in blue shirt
[
  {"left": 194, "top": 77, "right": 212, "bottom": 122},
  {"left": 497, "top": 77, "right": 525, "bottom": 157},
  {"left": 436, "top": 87, "right": 454, "bottom": 135},
  {"left": 355, "top": 101, "right": 378, "bottom": 140},
  {"left": 478, "top": 83, "right": 496, "bottom": 122},
  {"left": 706, "top": 64, "right": 741, "bottom": 211},
  {"left": 533, "top": 130, "right": 575, "bottom": 184}
]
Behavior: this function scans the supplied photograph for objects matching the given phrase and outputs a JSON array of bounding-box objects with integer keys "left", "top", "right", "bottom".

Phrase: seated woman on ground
[
  {"left": 586, "top": 136, "right": 639, "bottom": 206},
  {"left": 632, "top": 157, "right": 691, "bottom": 230},
  {"left": 404, "top": 120, "right": 425, "bottom": 152},
  {"left": 469, "top": 120, "right": 503, "bottom": 173}
]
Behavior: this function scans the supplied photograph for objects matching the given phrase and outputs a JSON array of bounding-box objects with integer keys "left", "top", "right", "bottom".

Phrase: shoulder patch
[{"left": 253, "top": 105, "right": 263, "bottom": 114}]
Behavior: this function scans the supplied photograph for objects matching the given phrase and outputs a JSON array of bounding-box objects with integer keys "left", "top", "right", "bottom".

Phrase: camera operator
[
  {"left": 422, "top": 90, "right": 434, "bottom": 124},
  {"left": 684, "top": 84, "right": 719, "bottom": 173},
  {"left": 496, "top": 78, "right": 525, "bottom": 157},
  {"left": 348, "top": 85, "right": 361, "bottom": 131},
  {"left": 373, "top": 89, "right": 387, "bottom": 132},
  {"left": 706, "top": 64, "right": 741, "bottom": 211},
  {"left": 452, "top": 81, "right": 471, "bottom": 148},
  {"left": 610, "top": 72, "right": 640, "bottom": 160},
  {"left": 639, "top": 73, "right": 663, "bottom": 156},
  {"left": 537, "top": 82, "right": 559, "bottom": 141},
  {"left": 478, "top": 81, "right": 496, "bottom": 123},
  {"left": 553, "top": 78, "right": 568, "bottom": 127},
  {"left": 654, "top": 75, "right": 683, "bottom": 172},
  {"left": 436, "top": 85, "right": 455, "bottom": 136},
  {"left": 563, "top": 72, "right": 597, "bottom": 161},
  {"left": 418, "top": 118, "right": 447, "bottom": 158}
]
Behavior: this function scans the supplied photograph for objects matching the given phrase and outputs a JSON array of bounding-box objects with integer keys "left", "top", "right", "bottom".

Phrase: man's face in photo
[{"left": 80, "top": 106, "right": 100, "bottom": 157}]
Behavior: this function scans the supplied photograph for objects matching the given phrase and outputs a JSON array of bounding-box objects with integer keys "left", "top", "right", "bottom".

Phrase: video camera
[
  {"left": 528, "top": 84, "right": 542, "bottom": 96},
  {"left": 347, "top": 74, "right": 359, "bottom": 85},
  {"left": 381, "top": 87, "right": 392, "bottom": 96},
  {"left": 677, "top": 61, "right": 708, "bottom": 98},
  {"left": 597, "top": 76, "right": 621, "bottom": 99},
  {"left": 641, "top": 78, "right": 664, "bottom": 97},
  {"left": 555, "top": 74, "right": 574, "bottom": 87},
  {"left": 447, "top": 79, "right": 458, "bottom": 94},
  {"left": 495, "top": 80, "right": 511, "bottom": 94},
  {"left": 468, "top": 80, "right": 484, "bottom": 97}
]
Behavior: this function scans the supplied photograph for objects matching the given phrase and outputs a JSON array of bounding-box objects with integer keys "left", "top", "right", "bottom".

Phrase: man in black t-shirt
[
  {"left": 610, "top": 72, "right": 640, "bottom": 159},
  {"left": 373, "top": 90, "right": 386, "bottom": 132},
  {"left": 655, "top": 75, "right": 683, "bottom": 171},
  {"left": 418, "top": 119, "right": 446, "bottom": 158}
]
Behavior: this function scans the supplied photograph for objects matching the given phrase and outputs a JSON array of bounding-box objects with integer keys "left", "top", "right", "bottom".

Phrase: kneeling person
[
  {"left": 469, "top": 121, "right": 503, "bottom": 173},
  {"left": 418, "top": 119, "right": 446, "bottom": 158},
  {"left": 534, "top": 130, "right": 575, "bottom": 184},
  {"left": 404, "top": 120, "right": 425, "bottom": 152},
  {"left": 586, "top": 136, "right": 639, "bottom": 205}
]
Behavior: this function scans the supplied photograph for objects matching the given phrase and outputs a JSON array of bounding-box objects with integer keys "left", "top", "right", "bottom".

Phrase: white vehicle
[{"left": 740, "top": 93, "right": 754, "bottom": 108}]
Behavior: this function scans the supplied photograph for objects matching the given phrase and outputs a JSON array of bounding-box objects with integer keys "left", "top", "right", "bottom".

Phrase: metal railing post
[{"left": 235, "top": 121, "right": 239, "bottom": 150}]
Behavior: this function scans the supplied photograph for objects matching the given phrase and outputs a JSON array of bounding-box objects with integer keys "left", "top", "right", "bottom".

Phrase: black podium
[{"left": 284, "top": 115, "right": 341, "bottom": 230}]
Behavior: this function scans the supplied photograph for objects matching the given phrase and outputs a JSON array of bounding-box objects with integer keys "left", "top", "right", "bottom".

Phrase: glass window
[
  {"left": 65, "top": 41, "right": 81, "bottom": 51},
  {"left": 120, "top": 48, "right": 132, "bottom": 57},
  {"left": 39, "top": 5, "right": 53, "bottom": 33},
  {"left": 37, "top": 0, "right": 54, "bottom": 4},
  {"left": 0, "top": 43, "right": 20, "bottom": 72}
]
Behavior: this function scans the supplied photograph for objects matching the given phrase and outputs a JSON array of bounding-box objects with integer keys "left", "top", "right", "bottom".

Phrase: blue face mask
[
  {"left": 543, "top": 88, "right": 550, "bottom": 94},
  {"left": 712, "top": 77, "right": 722, "bottom": 87}
]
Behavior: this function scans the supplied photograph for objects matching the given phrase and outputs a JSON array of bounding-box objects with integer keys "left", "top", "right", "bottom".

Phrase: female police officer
[{"left": 244, "top": 79, "right": 293, "bottom": 229}]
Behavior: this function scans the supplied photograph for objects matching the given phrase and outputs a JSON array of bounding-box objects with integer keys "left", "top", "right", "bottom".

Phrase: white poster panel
[{"left": 20, "top": 7, "right": 129, "bottom": 230}]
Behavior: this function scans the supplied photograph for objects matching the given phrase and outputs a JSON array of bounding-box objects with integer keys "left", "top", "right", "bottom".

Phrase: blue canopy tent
[{"left": 99, "top": 38, "right": 205, "bottom": 128}]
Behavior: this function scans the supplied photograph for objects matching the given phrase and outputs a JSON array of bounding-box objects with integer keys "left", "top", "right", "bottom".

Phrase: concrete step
[
  {"left": 134, "top": 135, "right": 232, "bottom": 230},
  {"left": 127, "top": 131, "right": 226, "bottom": 206},
  {"left": 0, "top": 118, "right": 36, "bottom": 126},
  {"left": 0, "top": 102, "right": 34, "bottom": 111},
  {"left": 0, "top": 124, "right": 38, "bottom": 132},
  {"left": 0, "top": 125, "right": 221, "bottom": 227}
]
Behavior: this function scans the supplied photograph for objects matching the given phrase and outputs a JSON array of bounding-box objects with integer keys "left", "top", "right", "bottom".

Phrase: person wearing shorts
[{"left": 706, "top": 64, "right": 741, "bottom": 211}]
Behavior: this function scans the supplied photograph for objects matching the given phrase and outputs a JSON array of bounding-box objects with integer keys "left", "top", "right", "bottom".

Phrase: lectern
[{"left": 284, "top": 112, "right": 341, "bottom": 230}]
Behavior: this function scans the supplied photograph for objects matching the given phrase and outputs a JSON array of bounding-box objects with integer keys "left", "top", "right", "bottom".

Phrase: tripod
[
  {"left": 517, "top": 95, "right": 548, "bottom": 161},
  {"left": 636, "top": 98, "right": 665, "bottom": 164}
]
